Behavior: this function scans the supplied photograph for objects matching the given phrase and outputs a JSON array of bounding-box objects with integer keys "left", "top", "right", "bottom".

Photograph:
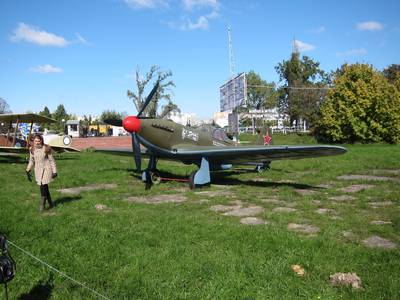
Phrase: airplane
[
  {"left": 103, "top": 82, "right": 347, "bottom": 189},
  {"left": 0, "top": 113, "right": 80, "bottom": 155}
]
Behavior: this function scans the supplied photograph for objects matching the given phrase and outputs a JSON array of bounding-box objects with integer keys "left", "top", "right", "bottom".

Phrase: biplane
[{"left": 0, "top": 113, "right": 79, "bottom": 155}]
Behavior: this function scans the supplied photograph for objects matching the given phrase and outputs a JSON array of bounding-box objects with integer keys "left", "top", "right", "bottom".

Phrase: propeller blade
[
  {"left": 137, "top": 81, "right": 160, "bottom": 118},
  {"left": 103, "top": 118, "right": 123, "bottom": 127},
  {"left": 131, "top": 132, "right": 141, "bottom": 172}
]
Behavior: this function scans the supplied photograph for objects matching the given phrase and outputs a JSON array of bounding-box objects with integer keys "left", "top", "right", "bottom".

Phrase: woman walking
[{"left": 26, "top": 134, "right": 57, "bottom": 212}]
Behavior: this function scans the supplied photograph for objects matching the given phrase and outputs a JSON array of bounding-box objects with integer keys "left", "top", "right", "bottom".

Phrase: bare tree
[
  {"left": 0, "top": 97, "right": 11, "bottom": 114},
  {"left": 127, "top": 65, "right": 179, "bottom": 118}
]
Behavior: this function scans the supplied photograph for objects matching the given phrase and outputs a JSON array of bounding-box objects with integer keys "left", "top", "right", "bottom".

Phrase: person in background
[{"left": 26, "top": 134, "right": 57, "bottom": 212}]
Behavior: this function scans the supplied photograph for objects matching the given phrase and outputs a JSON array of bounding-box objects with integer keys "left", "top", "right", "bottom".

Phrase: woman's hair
[
  {"left": 31, "top": 134, "right": 52, "bottom": 155},
  {"left": 32, "top": 134, "right": 44, "bottom": 145}
]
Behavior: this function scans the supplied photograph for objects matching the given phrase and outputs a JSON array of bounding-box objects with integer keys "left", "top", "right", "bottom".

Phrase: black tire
[{"left": 189, "top": 171, "right": 196, "bottom": 190}]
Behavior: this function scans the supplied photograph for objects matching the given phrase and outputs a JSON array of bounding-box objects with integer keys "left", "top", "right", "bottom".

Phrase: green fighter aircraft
[{"left": 105, "top": 82, "right": 347, "bottom": 189}]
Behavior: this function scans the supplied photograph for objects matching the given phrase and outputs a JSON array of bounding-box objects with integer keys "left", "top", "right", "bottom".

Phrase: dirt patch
[
  {"left": 372, "top": 169, "right": 400, "bottom": 175},
  {"left": 95, "top": 204, "right": 111, "bottom": 212},
  {"left": 369, "top": 201, "right": 394, "bottom": 207},
  {"left": 58, "top": 183, "right": 117, "bottom": 195},
  {"left": 368, "top": 201, "right": 393, "bottom": 208},
  {"left": 287, "top": 223, "right": 319, "bottom": 235},
  {"left": 330, "top": 273, "right": 362, "bottom": 289},
  {"left": 210, "top": 205, "right": 242, "bottom": 212},
  {"left": 311, "top": 200, "right": 322, "bottom": 205},
  {"left": 363, "top": 236, "right": 397, "bottom": 249},
  {"left": 194, "top": 190, "right": 234, "bottom": 197},
  {"left": 224, "top": 206, "right": 264, "bottom": 217},
  {"left": 339, "top": 184, "right": 375, "bottom": 193},
  {"left": 329, "top": 195, "right": 356, "bottom": 202},
  {"left": 261, "top": 199, "right": 285, "bottom": 205},
  {"left": 337, "top": 175, "right": 396, "bottom": 182},
  {"left": 294, "top": 189, "right": 317, "bottom": 196},
  {"left": 315, "top": 208, "right": 334, "bottom": 214},
  {"left": 42, "top": 211, "right": 56, "bottom": 216},
  {"left": 370, "top": 220, "right": 392, "bottom": 225},
  {"left": 273, "top": 207, "right": 297, "bottom": 213},
  {"left": 342, "top": 231, "right": 358, "bottom": 240},
  {"left": 240, "top": 217, "right": 268, "bottom": 225},
  {"left": 126, "top": 194, "right": 187, "bottom": 204},
  {"left": 316, "top": 183, "right": 335, "bottom": 189}
]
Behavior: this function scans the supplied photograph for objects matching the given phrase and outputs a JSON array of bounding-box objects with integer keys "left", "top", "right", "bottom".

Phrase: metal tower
[{"left": 227, "top": 25, "right": 236, "bottom": 78}]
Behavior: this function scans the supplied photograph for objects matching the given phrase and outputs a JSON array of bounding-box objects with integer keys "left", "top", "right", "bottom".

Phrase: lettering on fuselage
[{"left": 182, "top": 128, "right": 199, "bottom": 142}]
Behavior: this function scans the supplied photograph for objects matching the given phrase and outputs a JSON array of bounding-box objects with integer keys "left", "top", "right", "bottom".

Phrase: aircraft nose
[{"left": 122, "top": 116, "right": 141, "bottom": 133}]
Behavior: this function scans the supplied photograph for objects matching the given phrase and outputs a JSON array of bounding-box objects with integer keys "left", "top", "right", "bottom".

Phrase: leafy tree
[
  {"left": 0, "top": 97, "right": 11, "bottom": 114},
  {"left": 51, "top": 104, "right": 69, "bottom": 132},
  {"left": 39, "top": 106, "right": 52, "bottom": 118},
  {"left": 316, "top": 64, "right": 400, "bottom": 144},
  {"left": 383, "top": 64, "right": 400, "bottom": 84},
  {"left": 127, "top": 65, "right": 178, "bottom": 118},
  {"left": 100, "top": 110, "right": 124, "bottom": 123},
  {"left": 246, "top": 71, "right": 277, "bottom": 110},
  {"left": 275, "top": 52, "right": 328, "bottom": 128}
]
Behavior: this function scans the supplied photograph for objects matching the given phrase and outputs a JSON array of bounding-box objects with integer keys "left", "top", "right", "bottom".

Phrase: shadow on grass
[
  {"left": 18, "top": 275, "right": 54, "bottom": 300},
  {"left": 124, "top": 167, "right": 319, "bottom": 190},
  {"left": 54, "top": 196, "right": 82, "bottom": 206},
  {"left": 0, "top": 156, "right": 26, "bottom": 164},
  {"left": 211, "top": 171, "right": 319, "bottom": 189}
]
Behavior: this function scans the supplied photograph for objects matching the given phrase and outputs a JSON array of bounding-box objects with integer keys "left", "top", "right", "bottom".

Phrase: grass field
[{"left": 1, "top": 135, "right": 399, "bottom": 299}]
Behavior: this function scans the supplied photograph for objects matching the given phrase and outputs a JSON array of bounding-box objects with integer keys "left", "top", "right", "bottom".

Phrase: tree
[
  {"left": 246, "top": 71, "right": 277, "bottom": 110},
  {"left": 316, "top": 64, "right": 400, "bottom": 144},
  {"left": 51, "top": 104, "right": 69, "bottom": 132},
  {"left": 39, "top": 106, "right": 52, "bottom": 118},
  {"left": 100, "top": 110, "right": 124, "bottom": 123},
  {"left": 275, "top": 52, "right": 328, "bottom": 128},
  {"left": 0, "top": 97, "right": 11, "bottom": 114},
  {"left": 127, "top": 65, "right": 179, "bottom": 118},
  {"left": 383, "top": 64, "right": 400, "bottom": 84}
]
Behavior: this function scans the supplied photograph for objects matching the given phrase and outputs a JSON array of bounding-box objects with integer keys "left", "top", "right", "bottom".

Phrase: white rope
[{"left": 7, "top": 240, "right": 110, "bottom": 300}]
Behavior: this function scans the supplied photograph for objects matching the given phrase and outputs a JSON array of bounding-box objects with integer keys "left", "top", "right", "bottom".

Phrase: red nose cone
[{"left": 123, "top": 116, "right": 141, "bottom": 133}]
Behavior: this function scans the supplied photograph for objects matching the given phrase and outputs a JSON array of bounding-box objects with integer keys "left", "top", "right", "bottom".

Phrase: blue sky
[{"left": 1, "top": 0, "right": 399, "bottom": 119}]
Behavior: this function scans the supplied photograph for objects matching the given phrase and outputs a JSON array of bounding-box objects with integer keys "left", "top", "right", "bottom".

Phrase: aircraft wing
[
  {"left": 51, "top": 145, "right": 80, "bottom": 153},
  {"left": 0, "top": 145, "right": 80, "bottom": 154},
  {"left": 0, "top": 113, "right": 56, "bottom": 123},
  {"left": 166, "top": 144, "right": 347, "bottom": 164}
]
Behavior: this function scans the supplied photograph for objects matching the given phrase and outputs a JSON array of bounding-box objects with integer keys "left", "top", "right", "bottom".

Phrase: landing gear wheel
[
  {"left": 150, "top": 171, "right": 161, "bottom": 184},
  {"left": 189, "top": 171, "right": 196, "bottom": 190}
]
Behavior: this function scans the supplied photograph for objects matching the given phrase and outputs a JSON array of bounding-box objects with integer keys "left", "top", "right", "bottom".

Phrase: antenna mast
[{"left": 227, "top": 25, "right": 236, "bottom": 78}]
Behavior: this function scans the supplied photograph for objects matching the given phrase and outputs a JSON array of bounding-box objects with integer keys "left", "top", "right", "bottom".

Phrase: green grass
[{"left": 1, "top": 142, "right": 400, "bottom": 299}]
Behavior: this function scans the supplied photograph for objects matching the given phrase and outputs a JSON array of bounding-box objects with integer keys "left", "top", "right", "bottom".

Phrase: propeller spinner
[{"left": 122, "top": 116, "right": 141, "bottom": 133}]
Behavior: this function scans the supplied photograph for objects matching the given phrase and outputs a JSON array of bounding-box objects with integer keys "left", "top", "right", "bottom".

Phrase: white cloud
[
  {"left": 182, "top": 0, "right": 219, "bottom": 10},
  {"left": 309, "top": 26, "right": 325, "bottom": 34},
  {"left": 74, "top": 33, "right": 88, "bottom": 45},
  {"left": 357, "top": 21, "right": 383, "bottom": 31},
  {"left": 188, "top": 16, "right": 209, "bottom": 30},
  {"left": 10, "top": 23, "right": 68, "bottom": 47},
  {"left": 124, "top": 0, "right": 168, "bottom": 9},
  {"left": 29, "top": 64, "right": 63, "bottom": 73},
  {"left": 336, "top": 48, "right": 367, "bottom": 56},
  {"left": 294, "top": 40, "right": 315, "bottom": 52}
]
